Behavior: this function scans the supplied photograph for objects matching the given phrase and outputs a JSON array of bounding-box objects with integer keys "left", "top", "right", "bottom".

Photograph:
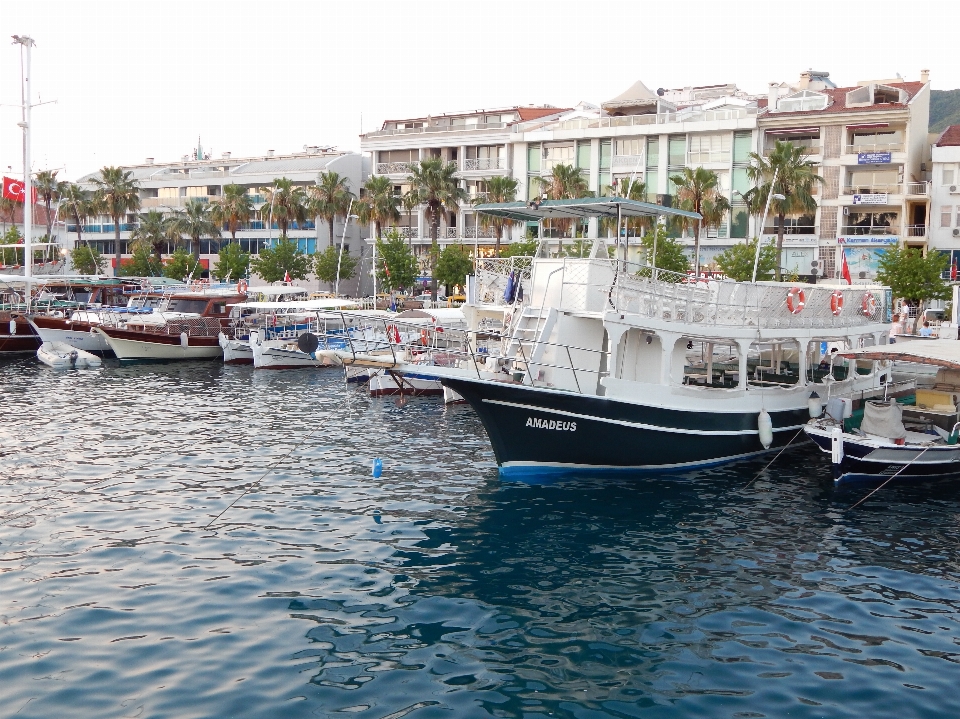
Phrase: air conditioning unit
[
  {"left": 950, "top": 185, "right": 960, "bottom": 194},
  {"left": 953, "top": 228, "right": 960, "bottom": 237}
]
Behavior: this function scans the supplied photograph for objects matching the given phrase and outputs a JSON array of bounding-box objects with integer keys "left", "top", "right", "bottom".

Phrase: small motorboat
[
  {"left": 805, "top": 339, "right": 960, "bottom": 482},
  {"left": 37, "top": 341, "right": 102, "bottom": 369}
]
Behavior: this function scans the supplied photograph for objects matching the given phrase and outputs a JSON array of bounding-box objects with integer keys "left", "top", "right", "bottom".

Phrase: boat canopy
[
  {"left": 244, "top": 285, "right": 309, "bottom": 296},
  {"left": 473, "top": 196, "right": 701, "bottom": 223},
  {"left": 230, "top": 298, "right": 360, "bottom": 310},
  {"left": 839, "top": 339, "right": 960, "bottom": 369}
]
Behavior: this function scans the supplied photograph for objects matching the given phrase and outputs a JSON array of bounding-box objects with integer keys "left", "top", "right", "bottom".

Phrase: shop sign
[
  {"left": 852, "top": 193, "right": 889, "bottom": 205},
  {"left": 837, "top": 236, "right": 898, "bottom": 245},
  {"left": 761, "top": 234, "right": 817, "bottom": 245},
  {"left": 858, "top": 152, "right": 892, "bottom": 164}
]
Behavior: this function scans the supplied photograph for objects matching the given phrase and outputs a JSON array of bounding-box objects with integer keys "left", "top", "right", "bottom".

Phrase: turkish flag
[
  {"left": 840, "top": 249, "right": 852, "bottom": 285},
  {"left": 2, "top": 176, "right": 38, "bottom": 203}
]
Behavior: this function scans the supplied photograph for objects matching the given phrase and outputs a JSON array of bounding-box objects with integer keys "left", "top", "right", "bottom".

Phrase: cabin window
[
  {"left": 167, "top": 299, "right": 208, "bottom": 314},
  {"left": 748, "top": 340, "right": 801, "bottom": 386},
  {"left": 679, "top": 338, "right": 741, "bottom": 388},
  {"left": 806, "top": 340, "right": 850, "bottom": 383}
]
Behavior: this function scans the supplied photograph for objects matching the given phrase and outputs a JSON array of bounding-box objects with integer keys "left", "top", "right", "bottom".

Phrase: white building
[{"left": 929, "top": 125, "right": 960, "bottom": 271}]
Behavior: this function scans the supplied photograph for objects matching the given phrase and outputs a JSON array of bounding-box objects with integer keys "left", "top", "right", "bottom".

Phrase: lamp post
[
  {"left": 334, "top": 198, "right": 357, "bottom": 296},
  {"left": 751, "top": 168, "right": 784, "bottom": 283}
]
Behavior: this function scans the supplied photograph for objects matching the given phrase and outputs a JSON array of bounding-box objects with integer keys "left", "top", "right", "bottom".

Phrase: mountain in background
[{"left": 930, "top": 89, "right": 960, "bottom": 133}]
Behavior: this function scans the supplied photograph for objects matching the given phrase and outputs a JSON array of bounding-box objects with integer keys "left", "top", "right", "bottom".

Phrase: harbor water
[{"left": 1, "top": 359, "right": 959, "bottom": 719}]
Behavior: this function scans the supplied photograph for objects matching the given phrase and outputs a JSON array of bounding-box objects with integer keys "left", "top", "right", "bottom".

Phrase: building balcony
[
  {"left": 365, "top": 122, "right": 510, "bottom": 138},
  {"left": 763, "top": 140, "right": 820, "bottom": 155},
  {"left": 840, "top": 224, "right": 900, "bottom": 236},
  {"left": 844, "top": 142, "right": 904, "bottom": 154},
  {"left": 905, "top": 224, "right": 928, "bottom": 238},
  {"left": 533, "top": 107, "right": 758, "bottom": 133},
  {"left": 462, "top": 157, "right": 507, "bottom": 172},
  {"left": 141, "top": 196, "right": 211, "bottom": 209},
  {"left": 376, "top": 161, "right": 419, "bottom": 175},
  {"left": 762, "top": 225, "right": 816, "bottom": 236},
  {"left": 905, "top": 182, "right": 930, "bottom": 196}
]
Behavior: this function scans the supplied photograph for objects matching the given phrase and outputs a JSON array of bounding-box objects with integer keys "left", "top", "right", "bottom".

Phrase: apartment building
[
  {"left": 71, "top": 147, "right": 369, "bottom": 280},
  {"left": 758, "top": 70, "right": 931, "bottom": 282},
  {"left": 929, "top": 125, "right": 960, "bottom": 271}
]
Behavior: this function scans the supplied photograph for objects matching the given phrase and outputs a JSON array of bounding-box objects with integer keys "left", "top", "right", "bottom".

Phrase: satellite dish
[
  {"left": 297, "top": 332, "right": 320, "bottom": 354},
  {"left": 656, "top": 88, "right": 665, "bottom": 96}
]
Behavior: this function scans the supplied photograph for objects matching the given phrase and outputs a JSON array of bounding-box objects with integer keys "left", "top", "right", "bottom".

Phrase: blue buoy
[{"left": 372, "top": 458, "right": 383, "bottom": 478}]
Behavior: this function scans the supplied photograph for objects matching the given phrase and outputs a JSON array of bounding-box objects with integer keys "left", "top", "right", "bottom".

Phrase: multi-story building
[
  {"left": 929, "top": 125, "right": 960, "bottom": 270},
  {"left": 758, "top": 70, "right": 931, "bottom": 282},
  {"left": 71, "top": 146, "right": 369, "bottom": 287}
]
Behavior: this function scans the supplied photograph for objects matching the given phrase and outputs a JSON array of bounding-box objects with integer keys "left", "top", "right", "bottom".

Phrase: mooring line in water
[
  {"left": 741, "top": 427, "right": 806, "bottom": 491},
  {"left": 847, "top": 445, "right": 932, "bottom": 510},
  {"left": 202, "top": 427, "right": 321, "bottom": 531}
]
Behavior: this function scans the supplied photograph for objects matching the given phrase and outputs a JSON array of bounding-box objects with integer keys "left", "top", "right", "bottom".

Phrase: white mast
[{"left": 13, "top": 35, "right": 35, "bottom": 306}]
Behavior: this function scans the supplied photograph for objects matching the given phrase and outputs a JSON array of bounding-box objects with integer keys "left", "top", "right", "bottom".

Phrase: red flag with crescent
[
  {"left": 840, "top": 249, "right": 852, "bottom": 285},
  {"left": 2, "top": 176, "right": 37, "bottom": 203}
]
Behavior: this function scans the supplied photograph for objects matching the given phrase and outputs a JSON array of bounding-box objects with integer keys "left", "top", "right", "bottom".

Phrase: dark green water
[{"left": 0, "top": 359, "right": 958, "bottom": 718}]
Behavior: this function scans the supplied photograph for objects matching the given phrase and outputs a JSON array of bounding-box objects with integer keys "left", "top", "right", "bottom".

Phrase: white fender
[
  {"left": 830, "top": 426, "right": 844, "bottom": 465},
  {"left": 180, "top": 331, "right": 189, "bottom": 348},
  {"left": 758, "top": 410, "right": 773, "bottom": 449},
  {"left": 9, "top": 319, "right": 16, "bottom": 335}
]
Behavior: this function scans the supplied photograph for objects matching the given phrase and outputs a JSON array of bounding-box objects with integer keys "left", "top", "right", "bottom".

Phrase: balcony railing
[
  {"left": 764, "top": 139, "right": 820, "bottom": 154},
  {"left": 365, "top": 122, "right": 509, "bottom": 138},
  {"left": 842, "top": 184, "right": 901, "bottom": 196},
  {"left": 844, "top": 143, "right": 904, "bottom": 154},
  {"left": 762, "top": 225, "right": 816, "bottom": 236},
  {"left": 462, "top": 157, "right": 506, "bottom": 171},
  {"left": 905, "top": 182, "right": 930, "bottom": 196},
  {"left": 141, "top": 196, "right": 211, "bottom": 209},
  {"left": 906, "top": 225, "right": 928, "bottom": 237},
  {"left": 840, "top": 224, "right": 900, "bottom": 235},
  {"left": 526, "top": 107, "right": 759, "bottom": 133},
  {"left": 376, "top": 161, "right": 418, "bottom": 175}
]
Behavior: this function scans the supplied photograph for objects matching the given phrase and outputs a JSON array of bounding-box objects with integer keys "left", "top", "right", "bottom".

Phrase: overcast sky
[{"left": 1, "top": 0, "right": 955, "bottom": 182}]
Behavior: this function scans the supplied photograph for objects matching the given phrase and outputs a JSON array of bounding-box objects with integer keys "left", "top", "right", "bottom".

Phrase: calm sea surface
[{"left": 1, "top": 359, "right": 959, "bottom": 719}]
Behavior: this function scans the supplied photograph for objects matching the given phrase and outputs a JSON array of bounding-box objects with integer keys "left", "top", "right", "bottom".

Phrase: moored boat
[{"left": 37, "top": 341, "right": 102, "bottom": 369}]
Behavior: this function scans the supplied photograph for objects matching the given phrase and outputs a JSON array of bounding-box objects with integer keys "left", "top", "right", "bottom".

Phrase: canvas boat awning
[
  {"left": 839, "top": 339, "right": 960, "bottom": 370},
  {"left": 473, "top": 196, "right": 701, "bottom": 223}
]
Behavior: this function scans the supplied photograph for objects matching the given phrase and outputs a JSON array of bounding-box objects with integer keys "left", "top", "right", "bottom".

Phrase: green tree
[
  {"left": 400, "top": 190, "right": 419, "bottom": 248},
  {"left": 501, "top": 238, "right": 539, "bottom": 257},
  {"left": 130, "top": 210, "right": 169, "bottom": 262},
  {"left": 214, "top": 241, "right": 250, "bottom": 282},
  {"left": 435, "top": 244, "right": 474, "bottom": 294},
  {"left": 211, "top": 184, "right": 253, "bottom": 245},
  {"left": 534, "top": 163, "right": 590, "bottom": 243},
  {"left": 473, "top": 175, "right": 519, "bottom": 256},
  {"left": 669, "top": 167, "right": 731, "bottom": 277},
  {"left": 0, "top": 196, "right": 17, "bottom": 235},
  {"left": 120, "top": 244, "right": 162, "bottom": 276},
  {"left": 638, "top": 225, "right": 690, "bottom": 276},
  {"left": 71, "top": 245, "right": 106, "bottom": 275},
  {"left": 375, "top": 231, "right": 419, "bottom": 292},
  {"left": 309, "top": 171, "right": 355, "bottom": 248},
  {"left": 314, "top": 244, "right": 359, "bottom": 285},
  {"left": 358, "top": 175, "right": 400, "bottom": 240},
  {"left": 408, "top": 158, "right": 466, "bottom": 299},
  {"left": 714, "top": 238, "right": 778, "bottom": 281},
  {"left": 747, "top": 140, "right": 822, "bottom": 281},
  {"left": 163, "top": 247, "right": 194, "bottom": 280},
  {"left": 57, "top": 183, "right": 92, "bottom": 248},
  {"left": 91, "top": 166, "right": 141, "bottom": 271},
  {"left": 262, "top": 178, "right": 308, "bottom": 238},
  {"left": 876, "top": 246, "right": 950, "bottom": 332},
  {"left": 33, "top": 169, "right": 60, "bottom": 260},
  {"left": 169, "top": 198, "right": 220, "bottom": 268},
  {"left": 250, "top": 237, "right": 311, "bottom": 283}
]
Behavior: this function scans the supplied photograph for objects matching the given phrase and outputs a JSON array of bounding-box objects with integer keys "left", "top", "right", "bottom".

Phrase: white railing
[
  {"left": 906, "top": 225, "right": 928, "bottom": 237},
  {"left": 365, "top": 122, "right": 509, "bottom": 138},
  {"left": 141, "top": 196, "right": 211, "bottom": 209},
  {"left": 525, "top": 107, "right": 758, "bottom": 133},
  {"left": 840, "top": 225, "right": 900, "bottom": 236},
  {"left": 462, "top": 157, "right": 507, "bottom": 171},
  {"left": 475, "top": 256, "right": 533, "bottom": 306},
  {"left": 844, "top": 143, "right": 904, "bottom": 154},
  {"left": 376, "top": 162, "right": 418, "bottom": 175},
  {"left": 842, "top": 185, "right": 901, "bottom": 195},
  {"left": 189, "top": 169, "right": 230, "bottom": 179},
  {"left": 905, "top": 182, "right": 929, "bottom": 196}
]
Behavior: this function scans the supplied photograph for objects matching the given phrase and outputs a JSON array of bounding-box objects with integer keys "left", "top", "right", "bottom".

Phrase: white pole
[
  {"left": 16, "top": 36, "right": 35, "bottom": 309},
  {"left": 334, "top": 198, "right": 353, "bottom": 296},
  {"left": 372, "top": 232, "right": 377, "bottom": 303},
  {"left": 751, "top": 166, "right": 779, "bottom": 283}
]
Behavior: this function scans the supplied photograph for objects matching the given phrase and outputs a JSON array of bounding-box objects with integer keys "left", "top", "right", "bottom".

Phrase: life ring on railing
[
  {"left": 861, "top": 292, "right": 878, "bottom": 316},
  {"left": 829, "top": 290, "right": 844, "bottom": 316},
  {"left": 786, "top": 287, "right": 806, "bottom": 314},
  {"left": 237, "top": 279, "right": 248, "bottom": 294},
  {"left": 421, "top": 329, "right": 429, "bottom": 346}
]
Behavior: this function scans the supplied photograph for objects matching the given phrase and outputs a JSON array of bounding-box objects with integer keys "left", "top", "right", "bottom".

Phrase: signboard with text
[
  {"left": 852, "top": 193, "right": 889, "bottom": 205},
  {"left": 858, "top": 152, "right": 892, "bottom": 164},
  {"left": 837, "top": 236, "right": 898, "bottom": 245}
]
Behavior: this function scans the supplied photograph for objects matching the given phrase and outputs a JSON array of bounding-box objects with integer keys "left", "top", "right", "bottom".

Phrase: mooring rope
[
  {"left": 741, "top": 426, "right": 806, "bottom": 491},
  {"left": 847, "top": 444, "right": 933, "bottom": 510}
]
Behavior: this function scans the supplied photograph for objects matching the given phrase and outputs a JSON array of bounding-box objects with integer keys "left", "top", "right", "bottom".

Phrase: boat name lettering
[{"left": 525, "top": 416, "right": 577, "bottom": 432}]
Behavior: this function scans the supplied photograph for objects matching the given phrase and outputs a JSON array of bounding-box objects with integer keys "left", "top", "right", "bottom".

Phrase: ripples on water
[{"left": 0, "top": 359, "right": 958, "bottom": 718}]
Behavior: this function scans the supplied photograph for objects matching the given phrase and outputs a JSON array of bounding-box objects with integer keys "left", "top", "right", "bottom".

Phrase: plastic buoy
[
  {"left": 808, "top": 390, "right": 823, "bottom": 419},
  {"left": 758, "top": 410, "right": 773, "bottom": 449},
  {"left": 372, "top": 458, "right": 383, "bottom": 478}
]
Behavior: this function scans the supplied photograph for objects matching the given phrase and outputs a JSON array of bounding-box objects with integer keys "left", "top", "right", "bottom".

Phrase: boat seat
[{"left": 915, "top": 388, "right": 957, "bottom": 412}]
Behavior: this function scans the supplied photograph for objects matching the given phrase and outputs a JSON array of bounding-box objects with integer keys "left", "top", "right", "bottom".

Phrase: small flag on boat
[
  {"left": 283, "top": 271, "right": 291, "bottom": 283},
  {"left": 840, "top": 249, "right": 852, "bottom": 285}
]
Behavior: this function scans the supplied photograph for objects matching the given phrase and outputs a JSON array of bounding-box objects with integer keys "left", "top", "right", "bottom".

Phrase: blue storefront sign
[{"left": 858, "top": 151, "right": 892, "bottom": 164}]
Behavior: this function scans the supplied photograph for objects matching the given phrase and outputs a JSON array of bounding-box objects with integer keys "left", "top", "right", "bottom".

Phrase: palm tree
[
  {"left": 669, "top": 167, "right": 731, "bottom": 277},
  {"left": 401, "top": 190, "right": 419, "bottom": 248},
  {"left": 262, "top": 178, "right": 308, "bottom": 239},
  {"left": 534, "top": 163, "right": 590, "bottom": 244},
  {"left": 57, "top": 183, "right": 92, "bottom": 248},
  {"left": 131, "top": 210, "right": 170, "bottom": 262},
  {"left": 611, "top": 177, "right": 650, "bottom": 238},
  {"left": 170, "top": 199, "right": 221, "bottom": 270},
  {"left": 746, "top": 141, "right": 822, "bottom": 281},
  {"left": 91, "top": 166, "right": 141, "bottom": 271},
  {"left": 308, "top": 171, "right": 354, "bottom": 248},
  {"left": 34, "top": 170, "right": 60, "bottom": 260},
  {"left": 363, "top": 175, "right": 400, "bottom": 240},
  {"left": 472, "top": 175, "right": 518, "bottom": 256},
  {"left": 408, "top": 158, "right": 466, "bottom": 299},
  {"left": 0, "top": 196, "right": 18, "bottom": 235},
  {"left": 211, "top": 184, "right": 253, "bottom": 247}
]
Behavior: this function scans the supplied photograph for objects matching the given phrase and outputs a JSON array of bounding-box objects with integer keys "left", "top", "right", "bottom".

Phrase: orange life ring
[
  {"left": 829, "top": 290, "right": 844, "bottom": 316},
  {"left": 786, "top": 287, "right": 806, "bottom": 314},
  {"left": 861, "top": 292, "right": 878, "bottom": 316},
  {"left": 421, "top": 329, "right": 429, "bottom": 346},
  {"left": 237, "top": 279, "right": 248, "bottom": 293}
]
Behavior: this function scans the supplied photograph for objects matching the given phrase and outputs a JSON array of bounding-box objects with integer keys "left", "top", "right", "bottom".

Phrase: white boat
[
  {"left": 368, "top": 368, "right": 444, "bottom": 396},
  {"left": 37, "top": 341, "right": 102, "bottom": 369},
  {"left": 250, "top": 328, "right": 342, "bottom": 369},
  {"left": 240, "top": 298, "right": 359, "bottom": 369}
]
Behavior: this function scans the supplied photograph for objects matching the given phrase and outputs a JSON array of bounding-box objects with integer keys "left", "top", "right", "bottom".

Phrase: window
[
  {"left": 944, "top": 167, "right": 956, "bottom": 185},
  {"left": 848, "top": 169, "right": 899, "bottom": 193},
  {"left": 850, "top": 130, "right": 903, "bottom": 150},
  {"left": 749, "top": 340, "right": 801, "bottom": 386},
  {"left": 576, "top": 141, "right": 591, "bottom": 170},
  {"left": 942, "top": 206, "right": 953, "bottom": 228},
  {"left": 526, "top": 144, "right": 541, "bottom": 173},
  {"left": 159, "top": 187, "right": 178, "bottom": 198},
  {"left": 733, "top": 132, "right": 753, "bottom": 164},
  {"left": 777, "top": 91, "right": 828, "bottom": 112},
  {"left": 688, "top": 134, "right": 732, "bottom": 164},
  {"left": 668, "top": 136, "right": 686, "bottom": 168},
  {"left": 614, "top": 138, "right": 643, "bottom": 157},
  {"left": 730, "top": 207, "right": 748, "bottom": 238},
  {"left": 380, "top": 149, "right": 417, "bottom": 164},
  {"left": 186, "top": 186, "right": 207, "bottom": 197},
  {"left": 646, "top": 137, "right": 660, "bottom": 170},
  {"left": 543, "top": 144, "right": 574, "bottom": 171},
  {"left": 599, "top": 140, "right": 612, "bottom": 170}
]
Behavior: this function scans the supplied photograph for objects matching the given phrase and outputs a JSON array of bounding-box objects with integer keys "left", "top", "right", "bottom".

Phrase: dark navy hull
[
  {"left": 441, "top": 376, "right": 808, "bottom": 476},
  {"left": 807, "top": 430, "right": 960, "bottom": 483}
]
